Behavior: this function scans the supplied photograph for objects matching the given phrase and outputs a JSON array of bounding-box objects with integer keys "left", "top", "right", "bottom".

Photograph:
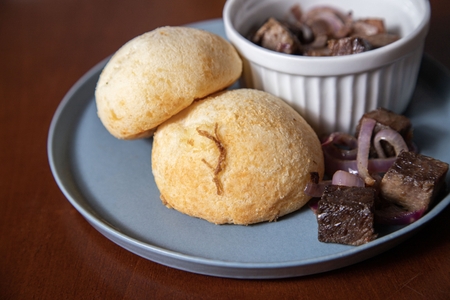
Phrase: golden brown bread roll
[
  {"left": 95, "top": 26, "right": 242, "bottom": 139},
  {"left": 152, "top": 89, "right": 324, "bottom": 225}
]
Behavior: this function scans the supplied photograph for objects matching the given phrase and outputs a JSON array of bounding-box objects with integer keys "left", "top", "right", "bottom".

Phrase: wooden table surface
[{"left": 1, "top": 0, "right": 449, "bottom": 299}]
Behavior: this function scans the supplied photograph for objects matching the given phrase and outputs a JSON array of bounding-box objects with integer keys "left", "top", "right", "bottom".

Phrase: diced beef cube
[
  {"left": 317, "top": 185, "right": 378, "bottom": 246},
  {"left": 251, "top": 18, "right": 302, "bottom": 54},
  {"left": 327, "top": 37, "right": 372, "bottom": 56},
  {"left": 380, "top": 151, "right": 449, "bottom": 212},
  {"left": 356, "top": 108, "right": 413, "bottom": 157}
]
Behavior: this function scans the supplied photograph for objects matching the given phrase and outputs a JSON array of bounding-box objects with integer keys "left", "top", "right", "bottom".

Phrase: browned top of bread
[
  {"left": 95, "top": 26, "right": 242, "bottom": 139},
  {"left": 151, "top": 89, "right": 324, "bottom": 225}
]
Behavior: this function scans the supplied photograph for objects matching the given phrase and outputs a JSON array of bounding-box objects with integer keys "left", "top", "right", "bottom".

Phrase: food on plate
[
  {"left": 305, "top": 108, "right": 449, "bottom": 245},
  {"left": 152, "top": 89, "right": 325, "bottom": 225},
  {"left": 250, "top": 4, "right": 399, "bottom": 56},
  {"left": 95, "top": 26, "right": 242, "bottom": 139}
]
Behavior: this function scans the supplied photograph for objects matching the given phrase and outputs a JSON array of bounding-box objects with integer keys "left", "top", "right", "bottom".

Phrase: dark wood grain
[{"left": 1, "top": 0, "right": 449, "bottom": 299}]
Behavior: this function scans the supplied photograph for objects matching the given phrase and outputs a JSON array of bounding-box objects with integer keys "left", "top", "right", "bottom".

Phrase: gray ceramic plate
[{"left": 48, "top": 19, "right": 450, "bottom": 279}]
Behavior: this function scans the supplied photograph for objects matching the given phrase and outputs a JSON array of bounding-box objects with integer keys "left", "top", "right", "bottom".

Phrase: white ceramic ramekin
[{"left": 223, "top": 0, "right": 430, "bottom": 135}]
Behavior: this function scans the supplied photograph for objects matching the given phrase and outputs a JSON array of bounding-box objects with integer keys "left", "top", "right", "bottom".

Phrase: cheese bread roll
[
  {"left": 152, "top": 89, "right": 324, "bottom": 225},
  {"left": 95, "top": 26, "right": 242, "bottom": 139}
]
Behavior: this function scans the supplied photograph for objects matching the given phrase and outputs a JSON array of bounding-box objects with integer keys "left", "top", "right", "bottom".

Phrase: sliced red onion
[
  {"left": 375, "top": 204, "right": 426, "bottom": 225},
  {"left": 308, "top": 198, "right": 320, "bottom": 215},
  {"left": 357, "top": 117, "right": 377, "bottom": 186},
  {"left": 304, "top": 7, "right": 352, "bottom": 38},
  {"left": 322, "top": 132, "right": 358, "bottom": 160},
  {"left": 304, "top": 180, "right": 332, "bottom": 198},
  {"left": 373, "top": 129, "right": 409, "bottom": 158},
  {"left": 322, "top": 132, "right": 357, "bottom": 147},
  {"left": 324, "top": 149, "right": 396, "bottom": 177},
  {"left": 331, "top": 170, "right": 365, "bottom": 187},
  {"left": 323, "top": 150, "right": 358, "bottom": 176},
  {"left": 368, "top": 157, "right": 397, "bottom": 174}
]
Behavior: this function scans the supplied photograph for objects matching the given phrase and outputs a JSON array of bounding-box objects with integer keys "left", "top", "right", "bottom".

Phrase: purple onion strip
[
  {"left": 331, "top": 170, "right": 365, "bottom": 187},
  {"left": 308, "top": 198, "right": 320, "bottom": 215},
  {"left": 321, "top": 132, "right": 358, "bottom": 160},
  {"left": 357, "top": 118, "right": 377, "bottom": 186},
  {"left": 323, "top": 147, "right": 397, "bottom": 176},
  {"left": 373, "top": 128, "right": 409, "bottom": 158},
  {"left": 304, "top": 180, "right": 332, "bottom": 198},
  {"left": 375, "top": 205, "right": 426, "bottom": 225}
]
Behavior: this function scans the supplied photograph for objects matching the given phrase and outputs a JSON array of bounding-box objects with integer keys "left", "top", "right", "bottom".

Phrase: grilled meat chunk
[
  {"left": 327, "top": 37, "right": 372, "bottom": 56},
  {"left": 317, "top": 185, "right": 377, "bottom": 246},
  {"left": 251, "top": 18, "right": 302, "bottom": 54},
  {"left": 380, "top": 151, "right": 449, "bottom": 212}
]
